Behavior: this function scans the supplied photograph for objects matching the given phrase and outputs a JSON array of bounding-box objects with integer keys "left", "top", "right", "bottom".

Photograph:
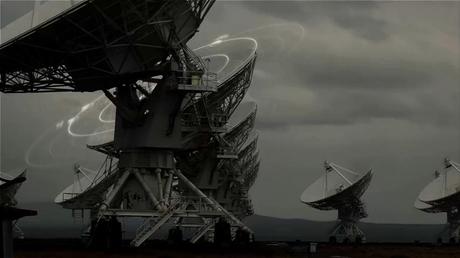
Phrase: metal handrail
[
  {"left": 176, "top": 70, "right": 217, "bottom": 89},
  {"left": 181, "top": 112, "right": 228, "bottom": 128}
]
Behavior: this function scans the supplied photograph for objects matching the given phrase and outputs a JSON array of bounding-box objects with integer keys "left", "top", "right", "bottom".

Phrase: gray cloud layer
[
  {"left": 242, "top": 1, "right": 389, "bottom": 42},
  {"left": 194, "top": 1, "right": 460, "bottom": 223}
]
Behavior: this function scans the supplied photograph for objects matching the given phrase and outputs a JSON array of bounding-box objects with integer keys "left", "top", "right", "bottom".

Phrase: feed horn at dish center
[{"left": 1, "top": 0, "right": 260, "bottom": 248}]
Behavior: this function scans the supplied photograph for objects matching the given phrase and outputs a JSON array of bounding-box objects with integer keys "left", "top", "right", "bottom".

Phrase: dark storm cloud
[
  {"left": 251, "top": 40, "right": 458, "bottom": 130},
  {"left": 259, "top": 56, "right": 441, "bottom": 91},
  {"left": 255, "top": 84, "right": 458, "bottom": 130},
  {"left": 172, "top": 1, "right": 460, "bottom": 223},
  {"left": 240, "top": 2, "right": 460, "bottom": 130},
  {"left": 253, "top": 69, "right": 459, "bottom": 130},
  {"left": 242, "top": 1, "right": 388, "bottom": 42}
]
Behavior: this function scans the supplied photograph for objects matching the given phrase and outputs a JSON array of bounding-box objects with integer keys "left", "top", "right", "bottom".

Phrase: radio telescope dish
[
  {"left": 0, "top": 170, "right": 26, "bottom": 207},
  {"left": 54, "top": 163, "right": 119, "bottom": 209},
  {"left": 415, "top": 158, "right": 460, "bottom": 242},
  {"left": 2, "top": 0, "right": 260, "bottom": 248},
  {"left": 54, "top": 165, "right": 96, "bottom": 202},
  {"left": 0, "top": 0, "right": 214, "bottom": 92},
  {"left": 301, "top": 162, "right": 372, "bottom": 209},
  {"left": 301, "top": 161, "right": 373, "bottom": 243},
  {"left": 414, "top": 198, "right": 440, "bottom": 213},
  {"left": 418, "top": 159, "right": 460, "bottom": 207},
  {"left": 0, "top": 169, "right": 36, "bottom": 257},
  {"left": 194, "top": 38, "right": 257, "bottom": 82}
]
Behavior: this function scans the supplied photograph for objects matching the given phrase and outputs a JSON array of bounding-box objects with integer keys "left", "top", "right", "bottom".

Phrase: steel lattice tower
[{"left": 1, "top": 0, "right": 260, "bottom": 247}]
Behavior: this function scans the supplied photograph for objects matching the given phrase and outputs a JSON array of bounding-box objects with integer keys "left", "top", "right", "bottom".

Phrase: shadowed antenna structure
[
  {"left": 415, "top": 158, "right": 460, "bottom": 243},
  {"left": 0, "top": 170, "right": 37, "bottom": 258},
  {"left": 1, "top": 0, "right": 259, "bottom": 248},
  {"left": 300, "top": 161, "right": 373, "bottom": 243}
]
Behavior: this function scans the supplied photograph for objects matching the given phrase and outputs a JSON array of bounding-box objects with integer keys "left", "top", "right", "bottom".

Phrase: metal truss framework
[
  {"left": 185, "top": 117, "right": 260, "bottom": 220},
  {"left": 223, "top": 108, "right": 257, "bottom": 152},
  {"left": 1, "top": 0, "right": 261, "bottom": 248},
  {"left": 83, "top": 100, "right": 260, "bottom": 245},
  {"left": 333, "top": 197, "right": 367, "bottom": 242},
  {"left": 330, "top": 171, "right": 372, "bottom": 242},
  {"left": 441, "top": 207, "right": 460, "bottom": 242},
  {"left": 87, "top": 142, "right": 119, "bottom": 158},
  {"left": 179, "top": 103, "right": 257, "bottom": 169},
  {"left": 90, "top": 168, "right": 253, "bottom": 247},
  {"left": 1, "top": 171, "right": 37, "bottom": 258},
  {"left": 181, "top": 56, "right": 257, "bottom": 136},
  {"left": 0, "top": 0, "right": 215, "bottom": 93},
  {"left": 87, "top": 56, "right": 257, "bottom": 156},
  {"left": 56, "top": 59, "right": 259, "bottom": 246}
]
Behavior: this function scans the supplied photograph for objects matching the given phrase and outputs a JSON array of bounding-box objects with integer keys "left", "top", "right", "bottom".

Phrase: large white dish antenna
[
  {"left": 413, "top": 159, "right": 460, "bottom": 241},
  {"left": 194, "top": 38, "right": 257, "bottom": 83},
  {"left": 300, "top": 161, "right": 373, "bottom": 210},
  {"left": 418, "top": 159, "right": 460, "bottom": 205},
  {"left": 54, "top": 164, "right": 98, "bottom": 204},
  {"left": 418, "top": 159, "right": 460, "bottom": 207},
  {"left": 54, "top": 164, "right": 118, "bottom": 209}
]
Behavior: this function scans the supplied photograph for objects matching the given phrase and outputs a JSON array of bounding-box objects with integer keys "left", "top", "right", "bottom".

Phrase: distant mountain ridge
[
  {"left": 17, "top": 202, "right": 444, "bottom": 243},
  {"left": 244, "top": 215, "right": 443, "bottom": 243}
]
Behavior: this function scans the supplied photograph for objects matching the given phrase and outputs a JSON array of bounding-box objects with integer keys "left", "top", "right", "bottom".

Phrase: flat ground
[{"left": 13, "top": 241, "right": 460, "bottom": 258}]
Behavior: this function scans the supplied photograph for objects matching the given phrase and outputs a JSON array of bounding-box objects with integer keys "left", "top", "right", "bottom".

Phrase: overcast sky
[{"left": 1, "top": 1, "right": 459, "bottom": 225}]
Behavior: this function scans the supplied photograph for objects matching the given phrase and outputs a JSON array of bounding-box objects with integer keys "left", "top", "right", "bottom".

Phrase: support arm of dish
[
  {"left": 330, "top": 163, "right": 359, "bottom": 176},
  {"left": 449, "top": 160, "right": 460, "bottom": 174},
  {"left": 326, "top": 163, "right": 353, "bottom": 186},
  {"left": 102, "top": 88, "right": 146, "bottom": 125}
]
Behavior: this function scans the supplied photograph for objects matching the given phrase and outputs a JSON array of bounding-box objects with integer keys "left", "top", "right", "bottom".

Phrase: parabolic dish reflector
[
  {"left": 194, "top": 38, "right": 257, "bottom": 83},
  {"left": 417, "top": 159, "right": 460, "bottom": 208},
  {"left": 414, "top": 198, "right": 441, "bottom": 213},
  {"left": 301, "top": 162, "right": 372, "bottom": 210},
  {"left": 0, "top": 169, "right": 26, "bottom": 206},
  {"left": 0, "top": 170, "right": 26, "bottom": 188},
  {"left": 0, "top": 169, "right": 26, "bottom": 187},
  {"left": 54, "top": 165, "right": 97, "bottom": 203},
  {"left": 0, "top": 172, "right": 14, "bottom": 187},
  {"left": 54, "top": 165, "right": 118, "bottom": 209},
  {"left": 0, "top": 0, "right": 212, "bottom": 92}
]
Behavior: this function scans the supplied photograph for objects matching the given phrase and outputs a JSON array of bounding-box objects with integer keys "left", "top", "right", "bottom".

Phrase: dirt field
[{"left": 13, "top": 241, "right": 460, "bottom": 258}]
